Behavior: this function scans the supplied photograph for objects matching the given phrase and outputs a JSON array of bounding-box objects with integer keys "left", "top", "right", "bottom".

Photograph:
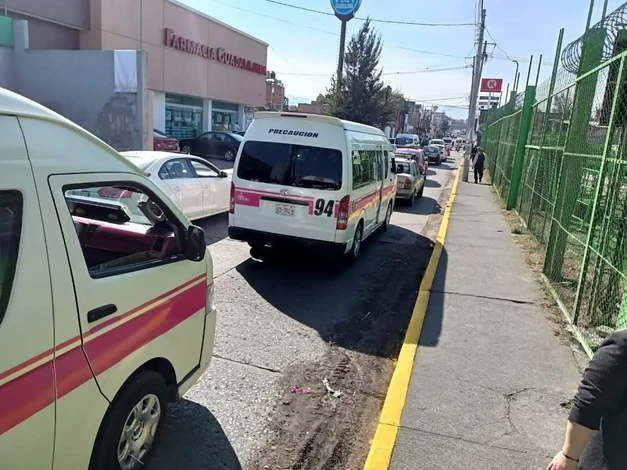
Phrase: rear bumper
[
  {"left": 229, "top": 226, "right": 347, "bottom": 254},
  {"left": 396, "top": 188, "right": 414, "bottom": 199}
]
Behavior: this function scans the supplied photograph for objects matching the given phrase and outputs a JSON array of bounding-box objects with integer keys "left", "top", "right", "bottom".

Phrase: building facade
[{"left": 0, "top": 0, "right": 267, "bottom": 147}]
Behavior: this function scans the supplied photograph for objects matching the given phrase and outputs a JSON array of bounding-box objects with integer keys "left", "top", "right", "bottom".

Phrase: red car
[
  {"left": 153, "top": 129, "right": 180, "bottom": 152},
  {"left": 394, "top": 147, "right": 428, "bottom": 177}
]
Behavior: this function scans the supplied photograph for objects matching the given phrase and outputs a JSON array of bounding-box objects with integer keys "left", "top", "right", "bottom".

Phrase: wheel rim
[
  {"left": 225, "top": 150, "right": 234, "bottom": 161},
  {"left": 182, "top": 146, "right": 191, "bottom": 154},
  {"left": 117, "top": 394, "right": 161, "bottom": 470},
  {"left": 353, "top": 226, "right": 362, "bottom": 257}
]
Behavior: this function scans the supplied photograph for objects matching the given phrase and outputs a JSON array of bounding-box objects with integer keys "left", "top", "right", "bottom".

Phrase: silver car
[
  {"left": 429, "top": 139, "right": 446, "bottom": 162},
  {"left": 394, "top": 157, "right": 425, "bottom": 205}
]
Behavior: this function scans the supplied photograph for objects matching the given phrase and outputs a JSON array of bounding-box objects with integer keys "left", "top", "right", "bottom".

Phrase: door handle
[{"left": 87, "top": 304, "right": 117, "bottom": 323}]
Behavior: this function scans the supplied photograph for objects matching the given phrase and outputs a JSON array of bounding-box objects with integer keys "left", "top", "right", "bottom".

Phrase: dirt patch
[{"left": 249, "top": 169, "right": 459, "bottom": 470}]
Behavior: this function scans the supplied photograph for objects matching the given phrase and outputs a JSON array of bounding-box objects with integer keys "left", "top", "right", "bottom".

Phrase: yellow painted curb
[{"left": 363, "top": 161, "right": 463, "bottom": 470}]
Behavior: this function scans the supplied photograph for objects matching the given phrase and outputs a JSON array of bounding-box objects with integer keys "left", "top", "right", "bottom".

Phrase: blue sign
[{"left": 330, "top": 0, "right": 361, "bottom": 18}]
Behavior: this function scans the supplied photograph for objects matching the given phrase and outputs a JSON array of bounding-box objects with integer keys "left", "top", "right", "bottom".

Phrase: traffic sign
[
  {"left": 480, "top": 78, "right": 503, "bottom": 93},
  {"left": 330, "top": 0, "right": 362, "bottom": 19}
]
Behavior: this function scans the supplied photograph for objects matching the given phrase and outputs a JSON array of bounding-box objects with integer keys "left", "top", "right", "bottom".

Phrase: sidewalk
[{"left": 388, "top": 179, "right": 583, "bottom": 469}]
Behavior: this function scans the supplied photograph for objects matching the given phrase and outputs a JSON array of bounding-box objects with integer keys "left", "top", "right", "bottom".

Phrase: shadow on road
[
  {"left": 235, "top": 225, "right": 433, "bottom": 358},
  {"left": 197, "top": 212, "right": 229, "bottom": 246},
  {"left": 417, "top": 244, "right": 448, "bottom": 348},
  {"left": 148, "top": 399, "right": 242, "bottom": 470},
  {"left": 425, "top": 178, "right": 441, "bottom": 188},
  {"left": 394, "top": 196, "right": 441, "bottom": 215}
]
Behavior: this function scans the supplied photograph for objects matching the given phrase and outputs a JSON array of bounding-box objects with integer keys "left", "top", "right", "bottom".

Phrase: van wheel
[
  {"left": 89, "top": 370, "right": 168, "bottom": 470},
  {"left": 346, "top": 222, "right": 363, "bottom": 262},
  {"left": 381, "top": 202, "right": 393, "bottom": 231}
]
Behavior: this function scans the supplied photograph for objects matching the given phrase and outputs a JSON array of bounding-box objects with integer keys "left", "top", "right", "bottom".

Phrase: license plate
[{"left": 275, "top": 203, "right": 295, "bottom": 216}]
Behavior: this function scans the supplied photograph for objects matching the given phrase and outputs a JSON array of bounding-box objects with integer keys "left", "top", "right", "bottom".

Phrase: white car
[
  {"left": 429, "top": 139, "right": 447, "bottom": 162},
  {"left": 122, "top": 151, "right": 232, "bottom": 220},
  {"left": 394, "top": 157, "right": 425, "bottom": 205}
]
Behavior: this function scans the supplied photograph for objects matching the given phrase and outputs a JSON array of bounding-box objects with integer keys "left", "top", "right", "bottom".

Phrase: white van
[
  {"left": 0, "top": 88, "right": 216, "bottom": 470},
  {"left": 228, "top": 112, "right": 397, "bottom": 261},
  {"left": 395, "top": 133, "right": 420, "bottom": 147}
]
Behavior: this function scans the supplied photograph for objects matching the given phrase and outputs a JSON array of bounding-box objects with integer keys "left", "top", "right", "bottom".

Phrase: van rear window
[{"left": 237, "top": 141, "right": 342, "bottom": 190}]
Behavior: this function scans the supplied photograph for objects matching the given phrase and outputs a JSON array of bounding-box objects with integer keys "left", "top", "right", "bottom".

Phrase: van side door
[
  {"left": 47, "top": 173, "right": 208, "bottom": 403},
  {"left": 0, "top": 116, "right": 55, "bottom": 469}
]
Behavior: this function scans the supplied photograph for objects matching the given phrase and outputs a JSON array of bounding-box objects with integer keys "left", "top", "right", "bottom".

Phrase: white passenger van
[
  {"left": 0, "top": 88, "right": 216, "bottom": 470},
  {"left": 228, "top": 112, "right": 397, "bottom": 261}
]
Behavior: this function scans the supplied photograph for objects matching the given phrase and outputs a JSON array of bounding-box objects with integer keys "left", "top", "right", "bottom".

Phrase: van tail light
[
  {"left": 403, "top": 179, "right": 411, "bottom": 189},
  {"left": 336, "top": 195, "right": 350, "bottom": 230},
  {"left": 229, "top": 182, "right": 235, "bottom": 214},
  {"left": 98, "top": 187, "right": 132, "bottom": 198}
]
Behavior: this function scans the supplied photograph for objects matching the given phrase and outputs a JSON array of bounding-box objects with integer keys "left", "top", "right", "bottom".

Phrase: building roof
[{"left": 168, "top": 0, "right": 269, "bottom": 47}]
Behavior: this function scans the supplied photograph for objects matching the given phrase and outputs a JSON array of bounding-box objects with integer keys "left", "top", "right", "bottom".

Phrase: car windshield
[
  {"left": 237, "top": 141, "right": 343, "bottom": 190},
  {"left": 395, "top": 136, "right": 413, "bottom": 146},
  {"left": 443, "top": 138, "right": 453, "bottom": 144},
  {"left": 123, "top": 156, "right": 155, "bottom": 171},
  {"left": 430, "top": 140, "right": 444, "bottom": 145},
  {"left": 396, "top": 161, "right": 411, "bottom": 174},
  {"left": 230, "top": 133, "right": 243, "bottom": 142},
  {"left": 424, "top": 146, "right": 438, "bottom": 153}
]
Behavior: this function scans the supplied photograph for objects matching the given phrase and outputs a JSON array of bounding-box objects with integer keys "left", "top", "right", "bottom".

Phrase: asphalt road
[{"left": 148, "top": 153, "right": 461, "bottom": 470}]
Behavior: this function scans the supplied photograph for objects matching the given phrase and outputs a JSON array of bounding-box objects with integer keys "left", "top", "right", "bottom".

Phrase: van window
[
  {"left": 352, "top": 150, "right": 377, "bottom": 189},
  {"left": 383, "top": 150, "right": 389, "bottom": 178},
  {"left": 0, "top": 190, "right": 22, "bottom": 323},
  {"left": 64, "top": 184, "right": 185, "bottom": 278},
  {"left": 237, "top": 141, "right": 342, "bottom": 190}
]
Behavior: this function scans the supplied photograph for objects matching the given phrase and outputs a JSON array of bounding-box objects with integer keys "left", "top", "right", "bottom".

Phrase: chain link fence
[{"left": 482, "top": 25, "right": 627, "bottom": 353}]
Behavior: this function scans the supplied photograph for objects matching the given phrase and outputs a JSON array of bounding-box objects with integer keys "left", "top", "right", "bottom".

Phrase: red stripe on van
[{"left": 0, "top": 280, "right": 206, "bottom": 436}]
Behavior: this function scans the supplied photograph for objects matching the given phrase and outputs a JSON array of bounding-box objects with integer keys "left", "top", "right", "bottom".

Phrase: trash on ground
[
  {"left": 290, "top": 385, "right": 311, "bottom": 395},
  {"left": 322, "top": 378, "right": 343, "bottom": 398}
]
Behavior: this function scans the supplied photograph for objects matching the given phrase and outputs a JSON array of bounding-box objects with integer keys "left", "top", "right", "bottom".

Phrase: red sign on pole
[{"left": 480, "top": 78, "right": 503, "bottom": 93}]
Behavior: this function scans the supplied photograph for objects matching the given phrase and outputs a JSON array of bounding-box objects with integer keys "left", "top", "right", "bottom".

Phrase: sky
[{"left": 182, "top": 0, "right": 627, "bottom": 118}]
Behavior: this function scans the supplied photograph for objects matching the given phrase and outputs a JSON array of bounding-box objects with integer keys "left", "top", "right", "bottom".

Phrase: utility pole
[{"left": 462, "top": 7, "right": 486, "bottom": 183}]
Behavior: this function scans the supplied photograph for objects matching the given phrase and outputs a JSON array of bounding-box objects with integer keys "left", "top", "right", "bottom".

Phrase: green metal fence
[{"left": 483, "top": 26, "right": 627, "bottom": 355}]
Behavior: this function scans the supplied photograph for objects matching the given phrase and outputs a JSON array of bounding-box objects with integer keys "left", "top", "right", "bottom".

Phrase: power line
[
  {"left": 486, "top": 26, "right": 554, "bottom": 67},
  {"left": 274, "top": 65, "right": 471, "bottom": 77},
  {"left": 262, "top": 0, "right": 474, "bottom": 26}
]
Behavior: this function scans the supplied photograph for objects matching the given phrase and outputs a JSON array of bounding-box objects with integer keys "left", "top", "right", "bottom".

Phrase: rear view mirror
[
  {"left": 185, "top": 225, "right": 206, "bottom": 261},
  {"left": 219, "top": 171, "right": 228, "bottom": 178}
]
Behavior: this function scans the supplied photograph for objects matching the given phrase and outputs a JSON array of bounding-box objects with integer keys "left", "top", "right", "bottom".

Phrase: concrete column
[
  {"left": 152, "top": 91, "right": 166, "bottom": 131},
  {"left": 203, "top": 99, "right": 212, "bottom": 132}
]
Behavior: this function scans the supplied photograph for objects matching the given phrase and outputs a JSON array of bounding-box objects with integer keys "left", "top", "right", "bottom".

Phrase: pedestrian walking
[
  {"left": 547, "top": 330, "right": 627, "bottom": 470},
  {"left": 472, "top": 147, "right": 485, "bottom": 184},
  {"left": 232, "top": 121, "right": 241, "bottom": 132}
]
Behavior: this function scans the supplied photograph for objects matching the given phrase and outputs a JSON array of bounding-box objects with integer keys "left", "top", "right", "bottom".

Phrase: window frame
[
  {"left": 188, "top": 158, "right": 221, "bottom": 178},
  {"left": 0, "top": 190, "right": 23, "bottom": 325},
  {"left": 158, "top": 158, "right": 196, "bottom": 181},
  {"left": 61, "top": 180, "right": 190, "bottom": 280}
]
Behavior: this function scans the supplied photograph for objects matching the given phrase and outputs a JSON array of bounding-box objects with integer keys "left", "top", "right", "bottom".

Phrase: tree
[
  {"left": 325, "top": 19, "right": 398, "bottom": 128},
  {"left": 439, "top": 116, "right": 451, "bottom": 135}
]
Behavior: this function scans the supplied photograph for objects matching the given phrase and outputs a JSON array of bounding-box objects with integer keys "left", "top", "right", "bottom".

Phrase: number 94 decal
[{"left": 314, "top": 198, "right": 335, "bottom": 217}]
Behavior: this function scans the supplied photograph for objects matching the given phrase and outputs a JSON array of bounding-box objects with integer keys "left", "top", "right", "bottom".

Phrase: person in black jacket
[
  {"left": 547, "top": 330, "right": 627, "bottom": 470},
  {"left": 472, "top": 147, "right": 486, "bottom": 183}
]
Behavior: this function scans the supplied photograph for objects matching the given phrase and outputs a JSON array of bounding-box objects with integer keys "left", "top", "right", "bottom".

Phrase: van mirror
[
  {"left": 185, "top": 225, "right": 206, "bottom": 261},
  {"left": 390, "top": 157, "right": 396, "bottom": 173}
]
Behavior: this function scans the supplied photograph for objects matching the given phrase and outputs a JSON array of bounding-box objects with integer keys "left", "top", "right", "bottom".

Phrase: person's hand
[{"left": 547, "top": 451, "right": 578, "bottom": 470}]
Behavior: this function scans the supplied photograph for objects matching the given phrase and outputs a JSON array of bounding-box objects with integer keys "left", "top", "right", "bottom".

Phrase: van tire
[
  {"left": 89, "top": 370, "right": 168, "bottom": 470},
  {"left": 381, "top": 202, "right": 393, "bottom": 231},
  {"left": 346, "top": 222, "right": 363, "bottom": 263}
]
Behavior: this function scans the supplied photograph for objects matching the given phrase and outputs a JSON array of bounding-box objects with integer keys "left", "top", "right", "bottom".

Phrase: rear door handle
[{"left": 87, "top": 304, "right": 117, "bottom": 323}]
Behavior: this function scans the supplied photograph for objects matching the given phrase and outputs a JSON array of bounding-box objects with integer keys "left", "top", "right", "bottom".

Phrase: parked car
[
  {"left": 153, "top": 129, "right": 180, "bottom": 152},
  {"left": 122, "top": 151, "right": 232, "bottom": 220},
  {"left": 235, "top": 130, "right": 246, "bottom": 137},
  {"left": 180, "top": 131, "right": 243, "bottom": 161},
  {"left": 394, "top": 157, "right": 425, "bottom": 205},
  {"left": 394, "top": 147, "right": 428, "bottom": 176},
  {"left": 422, "top": 145, "right": 442, "bottom": 165},
  {"left": 429, "top": 139, "right": 447, "bottom": 162}
]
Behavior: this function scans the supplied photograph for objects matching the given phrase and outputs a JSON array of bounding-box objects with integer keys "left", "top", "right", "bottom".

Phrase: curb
[{"left": 363, "top": 160, "right": 463, "bottom": 470}]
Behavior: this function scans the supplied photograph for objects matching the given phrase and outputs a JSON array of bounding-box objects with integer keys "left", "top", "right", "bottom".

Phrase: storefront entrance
[
  {"left": 165, "top": 94, "right": 203, "bottom": 140},
  {"left": 211, "top": 100, "right": 240, "bottom": 132}
]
